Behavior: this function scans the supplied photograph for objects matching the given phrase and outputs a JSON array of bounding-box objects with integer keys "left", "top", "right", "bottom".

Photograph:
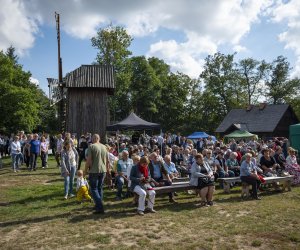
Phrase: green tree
[
  {"left": 200, "top": 52, "right": 241, "bottom": 115},
  {"left": 0, "top": 82, "right": 39, "bottom": 132},
  {"left": 238, "top": 58, "right": 269, "bottom": 105},
  {"left": 91, "top": 25, "right": 133, "bottom": 121},
  {"left": 0, "top": 49, "right": 58, "bottom": 133},
  {"left": 91, "top": 24, "right": 132, "bottom": 70},
  {"left": 5, "top": 46, "right": 19, "bottom": 65},
  {"left": 148, "top": 57, "right": 190, "bottom": 132},
  {"left": 266, "top": 56, "right": 300, "bottom": 104},
  {"left": 129, "top": 56, "right": 161, "bottom": 121}
]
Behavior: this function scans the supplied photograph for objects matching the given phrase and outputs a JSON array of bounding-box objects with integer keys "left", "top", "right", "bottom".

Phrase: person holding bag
[
  {"left": 189, "top": 153, "right": 215, "bottom": 206},
  {"left": 130, "top": 156, "right": 156, "bottom": 216}
]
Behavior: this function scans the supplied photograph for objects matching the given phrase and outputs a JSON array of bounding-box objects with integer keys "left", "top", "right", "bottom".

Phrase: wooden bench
[
  {"left": 172, "top": 177, "right": 189, "bottom": 183},
  {"left": 218, "top": 177, "right": 241, "bottom": 193},
  {"left": 154, "top": 182, "right": 194, "bottom": 194},
  {"left": 218, "top": 175, "right": 294, "bottom": 197}
]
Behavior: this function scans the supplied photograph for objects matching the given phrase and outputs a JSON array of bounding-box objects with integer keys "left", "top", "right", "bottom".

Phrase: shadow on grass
[
  {"left": 45, "top": 178, "right": 63, "bottom": 184},
  {"left": 0, "top": 211, "right": 73, "bottom": 228},
  {"left": 15, "top": 172, "right": 59, "bottom": 177},
  {"left": 0, "top": 190, "right": 63, "bottom": 206},
  {"left": 0, "top": 170, "right": 11, "bottom": 176}
]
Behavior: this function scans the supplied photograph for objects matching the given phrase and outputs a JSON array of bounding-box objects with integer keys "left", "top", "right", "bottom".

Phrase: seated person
[
  {"left": 259, "top": 149, "right": 278, "bottom": 177},
  {"left": 171, "top": 146, "right": 183, "bottom": 166},
  {"left": 286, "top": 147, "right": 300, "bottom": 185},
  {"left": 226, "top": 152, "right": 240, "bottom": 176},
  {"left": 204, "top": 149, "right": 217, "bottom": 179},
  {"left": 273, "top": 146, "right": 286, "bottom": 171},
  {"left": 115, "top": 150, "right": 133, "bottom": 200},
  {"left": 178, "top": 148, "right": 190, "bottom": 176},
  {"left": 240, "top": 153, "right": 261, "bottom": 200},
  {"left": 130, "top": 156, "right": 156, "bottom": 215},
  {"left": 214, "top": 151, "right": 235, "bottom": 188},
  {"left": 189, "top": 153, "right": 215, "bottom": 206},
  {"left": 148, "top": 152, "right": 176, "bottom": 203},
  {"left": 163, "top": 155, "right": 179, "bottom": 181}
]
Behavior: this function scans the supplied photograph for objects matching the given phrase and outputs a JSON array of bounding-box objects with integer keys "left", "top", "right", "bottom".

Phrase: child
[{"left": 76, "top": 170, "right": 92, "bottom": 203}]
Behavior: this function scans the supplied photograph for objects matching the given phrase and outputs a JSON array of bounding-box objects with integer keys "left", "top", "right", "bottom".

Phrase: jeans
[
  {"left": 11, "top": 153, "right": 21, "bottom": 171},
  {"left": 89, "top": 172, "right": 106, "bottom": 212},
  {"left": 63, "top": 166, "right": 76, "bottom": 196},
  {"left": 30, "top": 152, "right": 38, "bottom": 170},
  {"left": 116, "top": 175, "right": 128, "bottom": 198}
]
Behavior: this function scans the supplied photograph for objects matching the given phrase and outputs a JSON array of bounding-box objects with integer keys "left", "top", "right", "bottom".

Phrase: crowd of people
[{"left": 1, "top": 131, "right": 300, "bottom": 215}]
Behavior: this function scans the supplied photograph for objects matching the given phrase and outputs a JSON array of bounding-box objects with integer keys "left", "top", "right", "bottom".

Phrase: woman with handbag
[
  {"left": 189, "top": 153, "right": 215, "bottom": 206},
  {"left": 130, "top": 156, "right": 156, "bottom": 215}
]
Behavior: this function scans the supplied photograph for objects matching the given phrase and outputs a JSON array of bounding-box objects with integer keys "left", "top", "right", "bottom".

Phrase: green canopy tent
[{"left": 224, "top": 130, "right": 258, "bottom": 143}]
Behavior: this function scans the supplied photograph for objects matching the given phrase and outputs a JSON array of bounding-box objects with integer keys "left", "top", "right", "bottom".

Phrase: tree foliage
[
  {"left": 91, "top": 26, "right": 300, "bottom": 134},
  {"left": 91, "top": 24, "right": 132, "bottom": 70},
  {"left": 0, "top": 48, "right": 58, "bottom": 134},
  {"left": 200, "top": 52, "right": 242, "bottom": 115},
  {"left": 266, "top": 56, "right": 300, "bottom": 104},
  {"left": 238, "top": 58, "right": 269, "bottom": 105}
]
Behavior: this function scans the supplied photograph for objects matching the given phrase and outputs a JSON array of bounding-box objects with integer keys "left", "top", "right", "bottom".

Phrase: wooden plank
[
  {"left": 154, "top": 184, "right": 195, "bottom": 194},
  {"left": 171, "top": 181, "right": 189, "bottom": 186},
  {"left": 66, "top": 88, "right": 108, "bottom": 141},
  {"left": 219, "top": 175, "right": 294, "bottom": 194},
  {"left": 163, "top": 177, "right": 189, "bottom": 183}
]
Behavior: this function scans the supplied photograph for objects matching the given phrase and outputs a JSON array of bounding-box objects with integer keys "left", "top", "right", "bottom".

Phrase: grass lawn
[{"left": 1, "top": 156, "right": 300, "bottom": 249}]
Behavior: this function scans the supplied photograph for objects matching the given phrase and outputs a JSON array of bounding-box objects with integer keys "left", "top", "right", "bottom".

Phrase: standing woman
[
  {"left": 40, "top": 136, "right": 48, "bottom": 169},
  {"left": 11, "top": 136, "right": 22, "bottom": 172},
  {"left": 190, "top": 154, "right": 215, "bottom": 206},
  {"left": 61, "top": 141, "right": 78, "bottom": 199}
]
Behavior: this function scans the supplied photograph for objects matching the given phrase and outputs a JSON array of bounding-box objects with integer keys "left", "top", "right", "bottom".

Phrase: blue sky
[{"left": 1, "top": 0, "right": 300, "bottom": 95}]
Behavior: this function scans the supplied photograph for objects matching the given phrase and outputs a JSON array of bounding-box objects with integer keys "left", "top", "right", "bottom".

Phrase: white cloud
[
  {"left": 30, "top": 76, "right": 39, "bottom": 86},
  {"left": 147, "top": 39, "right": 205, "bottom": 78},
  {"left": 62, "top": 14, "right": 106, "bottom": 39},
  {"left": 271, "top": 0, "right": 300, "bottom": 77},
  {"left": 233, "top": 45, "right": 248, "bottom": 53},
  {"left": 0, "top": 0, "right": 39, "bottom": 54},
  {"left": 125, "top": 12, "right": 170, "bottom": 37},
  {"left": 0, "top": 0, "right": 275, "bottom": 77}
]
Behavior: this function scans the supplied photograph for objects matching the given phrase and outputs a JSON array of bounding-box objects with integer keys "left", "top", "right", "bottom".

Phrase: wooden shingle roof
[
  {"left": 215, "top": 104, "right": 291, "bottom": 133},
  {"left": 65, "top": 65, "right": 115, "bottom": 90}
]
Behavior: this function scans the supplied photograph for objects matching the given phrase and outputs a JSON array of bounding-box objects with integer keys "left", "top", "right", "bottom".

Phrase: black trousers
[
  {"left": 30, "top": 153, "right": 38, "bottom": 170},
  {"left": 241, "top": 176, "right": 261, "bottom": 197},
  {"left": 154, "top": 177, "right": 173, "bottom": 199},
  {"left": 41, "top": 151, "right": 47, "bottom": 167}
]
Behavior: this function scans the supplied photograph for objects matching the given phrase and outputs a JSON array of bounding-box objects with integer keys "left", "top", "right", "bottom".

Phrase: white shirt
[
  {"left": 56, "top": 139, "right": 64, "bottom": 153},
  {"left": 76, "top": 177, "right": 89, "bottom": 190},
  {"left": 157, "top": 136, "right": 164, "bottom": 145},
  {"left": 11, "top": 141, "right": 21, "bottom": 154}
]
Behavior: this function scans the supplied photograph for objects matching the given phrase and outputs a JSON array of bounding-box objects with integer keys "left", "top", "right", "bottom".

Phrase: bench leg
[
  {"left": 223, "top": 182, "right": 230, "bottom": 193},
  {"left": 282, "top": 180, "right": 292, "bottom": 191},
  {"left": 241, "top": 183, "right": 250, "bottom": 198}
]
